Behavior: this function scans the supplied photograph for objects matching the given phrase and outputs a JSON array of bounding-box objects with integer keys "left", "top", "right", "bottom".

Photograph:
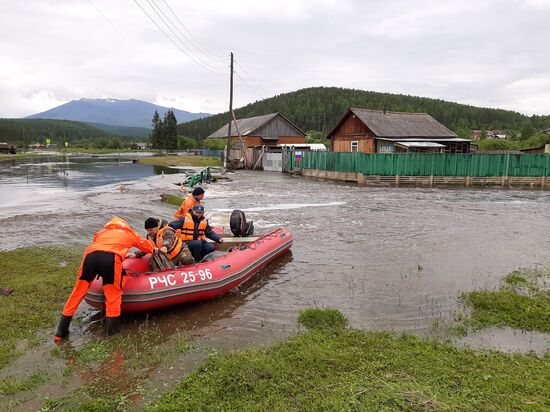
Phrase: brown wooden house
[
  {"left": 328, "top": 108, "right": 471, "bottom": 153},
  {"left": 207, "top": 113, "right": 306, "bottom": 148}
]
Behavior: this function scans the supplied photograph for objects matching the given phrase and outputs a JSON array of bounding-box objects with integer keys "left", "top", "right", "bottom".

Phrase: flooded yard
[
  {"left": 1, "top": 154, "right": 549, "bottom": 346},
  {"left": 1, "top": 154, "right": 549, "bottom": 410}
]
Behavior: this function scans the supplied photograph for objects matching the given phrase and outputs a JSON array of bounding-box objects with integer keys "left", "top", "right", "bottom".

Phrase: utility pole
[{"left": 226, "top": 52, "right": 234, "bottom": 162}]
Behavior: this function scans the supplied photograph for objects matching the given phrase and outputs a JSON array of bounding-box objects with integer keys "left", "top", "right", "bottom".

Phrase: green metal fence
[{"left": 293, "top": 152, "right": 550, "bottom": 177}]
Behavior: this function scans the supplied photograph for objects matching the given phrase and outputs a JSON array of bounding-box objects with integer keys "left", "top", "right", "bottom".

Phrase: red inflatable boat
[{"left": 84, "top": 228, "right": 293, "bottom": 312}]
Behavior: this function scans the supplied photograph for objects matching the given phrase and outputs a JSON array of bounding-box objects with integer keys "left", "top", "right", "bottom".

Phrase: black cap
[
  {"left": 192, "top": 186, "right": 205, "bottom": 196},
  {"left": 144, "top": 217, "right": 159, "bottom": 229},
  {"left": 192, "top": 205, "right": 205, "bottom": 213}
]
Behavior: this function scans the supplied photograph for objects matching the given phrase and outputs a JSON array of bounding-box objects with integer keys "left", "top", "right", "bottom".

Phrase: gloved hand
[{"left": 217, "top": 239, "right": 224, "bottom": 244}]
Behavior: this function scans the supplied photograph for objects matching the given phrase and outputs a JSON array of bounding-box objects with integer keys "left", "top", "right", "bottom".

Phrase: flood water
[{"left": 1, "top": 153, "right": 549, "bottom": 351}]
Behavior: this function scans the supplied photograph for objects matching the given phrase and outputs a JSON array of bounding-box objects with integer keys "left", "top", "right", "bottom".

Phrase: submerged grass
[
  {"left": 160, "top": 193, "right": 184, "bottom": 207},
  {"left": 460, "top": 267, "right": 550, "bottom": 333},
  {"left": 152, "top": 309, "right": 550, "bottom": 411},
  {"left": 0, "top": 370, "right": 52, "bottom": 396},
  {"left": 40, "top": 325, "right": 192, "bottom": 411},
  {"left": 137, "top": 155, "right": 221, "bottom": 168},
  {"left": 0, "top": 247, "right": 83, "bottom": 369}
]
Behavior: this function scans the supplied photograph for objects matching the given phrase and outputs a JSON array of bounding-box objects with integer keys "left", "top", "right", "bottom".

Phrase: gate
[{"left": 263, "top": 152, "right": 283, "bottom": 171}]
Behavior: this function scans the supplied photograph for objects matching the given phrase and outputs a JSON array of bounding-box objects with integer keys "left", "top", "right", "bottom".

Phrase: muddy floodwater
[{"left": 1, "top": 154, "right": 549, "bottom": 351}]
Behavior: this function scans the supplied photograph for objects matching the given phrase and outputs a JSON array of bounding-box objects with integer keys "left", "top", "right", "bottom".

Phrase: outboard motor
[{"left": 230, "top": 209, "right": 254, "bottom": 237}]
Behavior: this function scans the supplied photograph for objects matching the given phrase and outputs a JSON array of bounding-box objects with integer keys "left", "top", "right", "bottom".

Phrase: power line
[
  {"left": 234, "top": 60, "right": 271, "bottom": 96},
  {"left": 234, "top": 70, "right": 266, "bottom": 102},
  {"left": 146, "top": 0, "right": 225, "bottom": 70},
  {"left": 160, "top": 0, "right": 227, "bottom": 63},
  {"left": 86, "top": 0, "right": 158, "bottom": 69},
  {"left": 133, "top": 0, "right": 225, "bottom": 75}
]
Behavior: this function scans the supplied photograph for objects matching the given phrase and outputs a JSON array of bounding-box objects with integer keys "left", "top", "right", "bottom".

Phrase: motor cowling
[{"left": 230, "top": 210, "right": 254, "bottom": 237}]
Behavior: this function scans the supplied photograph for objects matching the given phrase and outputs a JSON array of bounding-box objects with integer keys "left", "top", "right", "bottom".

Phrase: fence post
[{"left": 502, "top": 153, "right": 510, "bottom": 187}]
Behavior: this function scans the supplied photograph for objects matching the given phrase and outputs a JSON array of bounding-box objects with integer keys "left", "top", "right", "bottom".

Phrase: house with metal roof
[
  {"left": 207, "top": 113, "right": 306, "bottom": 148},
  {"left": 327, "top": 108, "right": 471, "bottom": 153}
]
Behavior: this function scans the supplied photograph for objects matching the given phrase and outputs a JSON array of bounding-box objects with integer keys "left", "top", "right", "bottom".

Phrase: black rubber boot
[
  {"left": 54, "top": 315, "right": 72, "bottom": 341},
  {"left": 105, "top": 316, "right": 121, "bottom": 337}
]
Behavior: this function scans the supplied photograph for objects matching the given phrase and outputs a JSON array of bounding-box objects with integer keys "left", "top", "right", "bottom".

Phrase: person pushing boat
[{"left": 54, "top": 217, "right": 155, "bottom": 340}]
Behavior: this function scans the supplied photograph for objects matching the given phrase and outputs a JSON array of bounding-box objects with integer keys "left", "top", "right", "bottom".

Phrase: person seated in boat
[
  {"left": 169, "top": 205, "right": 224, "bottom": 262},
  {"left": 140, "top": 217, "right": 195, "bottom": 270},
  {"left": 173, "top": 186, "right": 205, "bottom": 221},
  {"left": 54, "top": 217, "right": 155, "bottom": 340}
]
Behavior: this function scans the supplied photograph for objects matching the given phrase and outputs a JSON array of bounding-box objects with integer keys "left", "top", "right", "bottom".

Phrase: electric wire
[
  {"left": 87, "top": 0, "right": 158, "bottom": 69},
  {"left": 235, "top": 70, "right": 267, "bottom": 101},
  {"left": 146, "top": 0, "right": 225, "bottom": 70},
  {"left": 133, "top": 0, "right": 224, "bottom": 74},
  {"left": 235, "top": 60, "right": 271, "bottom": 96},
  {"left": 160, "top": 0, "right": 227, "bottom": 63}
]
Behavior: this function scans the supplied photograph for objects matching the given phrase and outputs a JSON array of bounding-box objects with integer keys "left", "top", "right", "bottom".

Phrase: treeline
[
  {"left": 0, "top": 118, "right": 111, "bottom": 145},
  {"left": 178, "top": 86, "right": 550, "bottom": 140}
]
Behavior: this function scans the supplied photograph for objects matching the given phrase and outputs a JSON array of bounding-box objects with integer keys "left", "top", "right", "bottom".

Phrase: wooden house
[
  {"left": 207, "top": 113, "right": 306, "bottom": 148},
  {"left": 327, "top": 108, "right": 471, "bottom": 153}
]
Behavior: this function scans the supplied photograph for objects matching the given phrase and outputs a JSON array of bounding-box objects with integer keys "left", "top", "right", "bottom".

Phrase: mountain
[
  {"left": 26, "top": 98, "right": 210, "bottom": 129},
  {"left": 85, "top": 122, "right": 151, "bottom": 138},
  {"left": 0, "top": 118, "right": 111, "bottom": 144},
  {"left": 178, "top": 87, "right": 550, "bottom": 140}
]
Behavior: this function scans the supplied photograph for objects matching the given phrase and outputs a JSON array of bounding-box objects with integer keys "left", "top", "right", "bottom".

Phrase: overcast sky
[{"left": 1, "top": 0, "right": 549, "bottom": 118}]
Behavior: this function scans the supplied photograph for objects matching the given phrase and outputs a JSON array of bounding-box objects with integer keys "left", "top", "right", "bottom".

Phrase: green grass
[
  {"left": 63, "top": 148, "right": 148, "bottom": 155},
  {"left": 0, "top": 152, "right": 43, "bottom": 162},
  {"left": 160, "top": 193, "right": 184, "bottom": 207},
  {"left": 0, "top": 247, "right": 83, "bottom": 368},
  {"left": 137, "top": 155, "right": 221, "bottom": 168},
  {"left": 460, "top": 267, "right": 550, "bottom": 333},
  {"left": 151, "top": 309, "right": 550, "bottom": 412},
  {"left": 298, "top": 307, "right": 348, "bottom": 331},
  {"left": 0, "top": 371, "right": 52, "bottom": 396}
]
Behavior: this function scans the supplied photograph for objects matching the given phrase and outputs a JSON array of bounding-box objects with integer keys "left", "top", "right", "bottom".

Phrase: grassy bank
[
  {"left": 0, "top": 247, "right": 83, "bottom": 368},
  {"left": 137, "top": 155, "right": 221, "bottom": 168},
  {"left": 63, "top": 148, "right": 149, "bottom": 155},
  {"left": 460, "top": 267, "right": 550, "bottom": 332},
  {"left": 0, "top": 152, "right": 42, "bottom": 162},
  {"left": 152, "top": 308, "right": 550, "bottom": 411}
]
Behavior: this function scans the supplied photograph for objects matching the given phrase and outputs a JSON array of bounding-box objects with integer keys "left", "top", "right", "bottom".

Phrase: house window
[
  {"left": 351, "top": 141, "right": 359, "bottom": 152},
  {"left": 377, "top": 143, "right": 395, "bottom": 153}
]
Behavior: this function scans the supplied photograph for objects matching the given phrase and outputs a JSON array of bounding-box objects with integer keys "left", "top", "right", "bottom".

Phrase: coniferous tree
[
  {"left": 163, "top": 110, "right": 178, "bottom": 150},
  {"left": 151, "top": 110, "right": 162, "bottom": 149}
]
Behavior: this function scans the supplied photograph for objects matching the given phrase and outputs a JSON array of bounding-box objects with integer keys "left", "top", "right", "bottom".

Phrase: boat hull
[{"left": 84, "top": 228, "right": 292, "bottom": 312}]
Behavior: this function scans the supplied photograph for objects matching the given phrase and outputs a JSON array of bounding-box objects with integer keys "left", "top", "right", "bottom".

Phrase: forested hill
[
  {"left": 0, "top": 118, "right": 111, "bottom": 145},
  {"left": 178, "top": 87, "right": 550, "bottom": 140}
]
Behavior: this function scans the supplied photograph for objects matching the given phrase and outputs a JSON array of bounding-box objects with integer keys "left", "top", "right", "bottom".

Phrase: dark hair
[
  {"left": 192, "top": 186, "right": 205, "bottom": 196},
  {"left": 144, "top": 217, "right": 159, "bottom": 229}
]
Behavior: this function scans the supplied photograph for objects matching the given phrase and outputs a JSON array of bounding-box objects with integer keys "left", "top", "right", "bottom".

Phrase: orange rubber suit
[
  {"left": 173, "top": 194, "right": 203, "bottom": 220},
  {"left": 61, "top": 217, "right": 154, "bottom": 318}
]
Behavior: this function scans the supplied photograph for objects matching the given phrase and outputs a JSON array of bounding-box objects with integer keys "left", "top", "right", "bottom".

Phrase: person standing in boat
[
  {"left": 169, "top": 205, "right": 224, "bottom": 262},
  {"left": 173, "top": 186, "right": 205, "bottom": 220},
  {"left": 142, "top": 217, "right": 194, "bottom": 269},
  {"left": 54, "top": 217, "right": 155, "bottom": 340}
]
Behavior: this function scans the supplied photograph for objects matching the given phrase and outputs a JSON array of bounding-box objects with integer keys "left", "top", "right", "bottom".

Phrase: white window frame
[{"left": 351, "top": 140, "right": 359, "bottom": 152}]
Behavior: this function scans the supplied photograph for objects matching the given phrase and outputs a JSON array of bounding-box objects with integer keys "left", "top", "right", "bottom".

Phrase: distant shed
[{"left": 207, "top": 113, "right": 306, "bottom": 148}]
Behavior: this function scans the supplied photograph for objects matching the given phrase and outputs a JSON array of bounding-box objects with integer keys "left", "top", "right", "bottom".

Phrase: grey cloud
[{"left": 1, "top": 0, "right": 549, "bottom": 117}]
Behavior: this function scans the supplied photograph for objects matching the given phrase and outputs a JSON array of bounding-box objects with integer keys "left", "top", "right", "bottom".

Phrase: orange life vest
[
  {"left": 173, "top": 195, "right": 203, "bottom": 220},
  {"left": 147, "top": 226, "right": 183, "bottom": 260},
  {"left": 180, "top": 212, "right": 207, "bottom": 241}
]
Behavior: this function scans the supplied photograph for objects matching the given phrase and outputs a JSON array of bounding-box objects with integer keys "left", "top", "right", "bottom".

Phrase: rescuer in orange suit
[
  {"left": 54, "top": 217, "right": 155, "bottom": 340},
  {"left": 173, "top": 186, "right": 205, "bottom": 220}
]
